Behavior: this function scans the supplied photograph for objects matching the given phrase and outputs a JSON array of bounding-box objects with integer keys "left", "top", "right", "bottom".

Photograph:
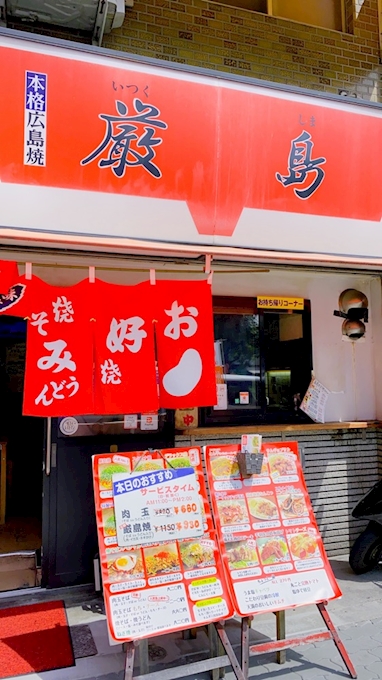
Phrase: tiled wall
[{"left": 102, "top": 0, "right": 382, "bottom": 100}]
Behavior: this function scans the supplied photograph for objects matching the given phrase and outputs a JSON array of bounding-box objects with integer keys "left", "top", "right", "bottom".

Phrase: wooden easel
[
  {"left": 243, "top": 602, "right": 357, "bottom": 679},
  {"left": 123, "top": 621, "right": 245, "bottom": 680},
  {"left": 121, "top": 601, "right": 356, "bottom": 680}
]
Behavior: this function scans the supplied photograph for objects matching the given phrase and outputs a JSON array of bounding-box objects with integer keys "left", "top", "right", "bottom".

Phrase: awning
[{"left": 1, "top": 227, "right": 382, "bottom": 273}]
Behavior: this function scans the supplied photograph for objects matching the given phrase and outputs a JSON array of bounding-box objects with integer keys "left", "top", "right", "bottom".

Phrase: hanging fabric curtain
[
  {"left": 154, "top": 279, "right": 217, "bottom": 408},
  {"left": 92, "top": 280, "right": 159, "bottom": 415},
  {"left": 22, "top": 277, "right": 95, "bottom": 416}
]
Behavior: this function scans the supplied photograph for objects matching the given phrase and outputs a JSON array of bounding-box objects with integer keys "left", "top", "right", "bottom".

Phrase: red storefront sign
[{"left": 1, "top": 36, "right": 382, "bottom": 259}]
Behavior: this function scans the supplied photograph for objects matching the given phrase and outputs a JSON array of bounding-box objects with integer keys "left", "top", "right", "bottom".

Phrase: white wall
[{"left": 210, "top": 268, "right": 379, "bottom": 423}]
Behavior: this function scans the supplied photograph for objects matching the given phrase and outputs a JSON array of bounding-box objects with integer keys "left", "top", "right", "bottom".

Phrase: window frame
[{"left": 202, "top": 296, "right": 313, "bottom": 426}]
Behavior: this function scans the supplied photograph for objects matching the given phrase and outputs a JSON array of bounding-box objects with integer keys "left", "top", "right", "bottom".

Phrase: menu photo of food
[
  {"left": 107, "top": 549, "right": 144, "bottom": 582},
  {"left": 246, "top": 493, "right": 279, "bottom": 522},
  {"left": 216, "top": 497, "right": 249, "bottom": 527},
  {"left": 99, "top": 459, "right": 131, "bottom": 490},
  {"left": 287, "top": 531, "right": 320, "bottom": 561},
  {"left": 211, "top": 456, "right": 240, "bottom": 480},
  {"left": 225, "top": 538, "right": 259, "bottom": 570},
  {"left": 133, "top": 457, "right": 165, "bottom": 472},
  {"left": 268, "top": 453, "right": 297, "bottom": 479},
  {"left": 257, "top": 533, "right": 291, "bottom": 566},
  {"left": 143, "top": 542, "right": 181, "bottom": 577},
  {"left": 102, "top": 507, "right": 117, "bottom": 537},
  {"left": 164, "top": 455, "right": 192, "bottom": 469},
  {"left": 278, "top": 490, "right": 309, "bottom": 519},
  {"left": 179, "top": 539, "right": 215, "bottom": 570}
]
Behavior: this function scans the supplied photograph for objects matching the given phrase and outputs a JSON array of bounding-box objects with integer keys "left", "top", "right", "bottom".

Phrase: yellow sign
[{"left": 257, "top": 295, "right": 304, "bottom": 310}]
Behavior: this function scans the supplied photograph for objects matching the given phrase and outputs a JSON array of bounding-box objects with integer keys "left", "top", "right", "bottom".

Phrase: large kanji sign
[{"left": 1, "top": 35, "right": 382, "bottom": 259}]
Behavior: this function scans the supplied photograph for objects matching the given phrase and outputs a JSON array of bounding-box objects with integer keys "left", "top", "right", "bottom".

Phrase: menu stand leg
[
  {"left": 317, "top": 603, "right": 357, "bottom": 679},
  {"left": 209, "top": 623, "right": 220, "bottom": 680},
  {"left": 276, "top": 611, "right": 286, "bottom": 664},
  {"left": 139, "top": 639, "right": 150, "bottom": 676},
  {"left": 218, "top": 632, "right": 226, "bottom": 678},
  {"left": 241, "top": 617, "right": 250, "bottom": 680},
  {"left": 124, "top": 642, "right": 136, "bottom": 680},
  {"left": 216, "top": 622, "right": 245, "bottom": 680}
]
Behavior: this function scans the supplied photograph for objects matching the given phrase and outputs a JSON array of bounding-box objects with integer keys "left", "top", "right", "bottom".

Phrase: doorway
[{"left": 0, "top": 315, "right": 44, "bottom": 591}]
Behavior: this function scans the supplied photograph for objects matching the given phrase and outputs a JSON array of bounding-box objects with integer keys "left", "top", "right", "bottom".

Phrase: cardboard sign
[
  {"left": 112, "top": 467, "right": 204, "bottom": 547},
  {"left": 204, "top": 441, "right": 341, "bottom": 616},
  {"left": 92, "top": 447, "right": 234, "bottom": 641}
]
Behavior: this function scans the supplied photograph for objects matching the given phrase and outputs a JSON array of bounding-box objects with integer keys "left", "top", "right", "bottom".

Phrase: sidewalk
[{"left": 3, "top": 556, "right": 382, "bottom": 680}]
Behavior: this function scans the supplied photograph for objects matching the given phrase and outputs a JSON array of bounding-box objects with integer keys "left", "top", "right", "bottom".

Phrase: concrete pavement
[{"left": 2, "top": 555, "right": 382, "bottom": 680}]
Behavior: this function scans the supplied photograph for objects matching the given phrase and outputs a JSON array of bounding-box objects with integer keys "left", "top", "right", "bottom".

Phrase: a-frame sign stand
[
  {"left": 123, "top": 620, "right": 245, "bottom": 680},
  {"left": 244, "top": 601, "right": 357, "bottom": 679},
  {"left": 123, "top": 601, "right": 357, "bottom": 680}
]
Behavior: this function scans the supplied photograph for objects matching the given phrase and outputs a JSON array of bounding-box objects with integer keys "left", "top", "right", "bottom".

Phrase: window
[
  {"left": 219, "top": 0, "right": 348, "bottom": 33},
  {"left": 203, "top": 296, "right": 313, "bottom": 425}
]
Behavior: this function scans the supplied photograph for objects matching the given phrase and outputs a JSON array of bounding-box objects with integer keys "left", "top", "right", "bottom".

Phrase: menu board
[
  {"left": 205, "top": 442, "right": 341, "bottom": 616},
  {"left": 92, "top": 447, "right": 234, "bottom": 641}
]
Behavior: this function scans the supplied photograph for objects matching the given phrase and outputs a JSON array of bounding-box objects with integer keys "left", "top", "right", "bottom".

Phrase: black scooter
[{"left": 349, "top": 478, "right": 382, "bottom": 574}]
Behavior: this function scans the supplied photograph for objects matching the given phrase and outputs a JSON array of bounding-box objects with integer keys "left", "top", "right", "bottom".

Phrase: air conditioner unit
[
  {"left": 105, "top": 0, "right": 126, "bottom": 31},
  {"left": 92, "top": 0, "right": 125, "bottom": 45}
]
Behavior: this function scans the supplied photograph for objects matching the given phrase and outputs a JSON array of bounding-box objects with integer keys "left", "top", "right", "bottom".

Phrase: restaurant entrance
[
  {"left": 0, "top": 316, "right": 176, "bottom": 591},
  {"left": 0, "top": 315, "right": 44, "bottom": 591},
  {"left": 42, "top": 415, "right": 175, "bottom": 588}
]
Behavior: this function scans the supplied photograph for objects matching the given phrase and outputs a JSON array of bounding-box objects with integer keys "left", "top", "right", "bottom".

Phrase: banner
[
  {"left": 93, "top": 281, "right": 158, "bottom": 415},
  {"left": 92, "top": 447, "right": 234, "bottom": 641},
  {"left": 154, "top": 280, "right": 217, "bottom": 408},
  {"left": 0, "top": 268, "right": 27, "bottom": 316},
  {"left": 205, "top": 441, "right": 341, "bottom": 616},
  {"left": 0, "top": 260, "right": 19, "bottom": 295},
  {"left": 23, "top": 277, "right": 94, "bottom": 416},
  {"left": 2, "top": 275, "right": 217, "bottom": 416}
]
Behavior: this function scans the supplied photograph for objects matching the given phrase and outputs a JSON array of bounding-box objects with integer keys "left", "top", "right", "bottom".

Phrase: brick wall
[{"left": 101, "top": 0, "right": 382, "bottom": 101}]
